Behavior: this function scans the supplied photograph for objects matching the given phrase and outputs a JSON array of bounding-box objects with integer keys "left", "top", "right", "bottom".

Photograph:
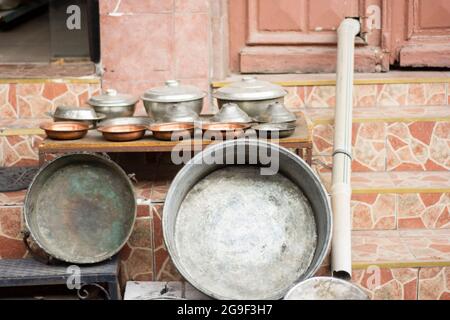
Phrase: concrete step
[
  {"left": 302, "top": 106, "right": 450, "bottom": 172},
  {"left": 213, "top": 71, "right": 450, "bottom": 109},
  {"left": 318, "top": 171, "right": 450, "bottom": 231},
  {"left": 350, "top": 229, "right": 450, "bottom": 300}
]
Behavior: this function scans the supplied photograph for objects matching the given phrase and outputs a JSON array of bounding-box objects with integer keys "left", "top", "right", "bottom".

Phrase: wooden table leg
[
  {"left": 38, "top": 151, "right": 45, "bottom": 167},
  {"left": 296, "top": 147, "right": 304, "bottom": 160},
  {"left": 306, "top": 144, "right": 313, "bottom": 166}
]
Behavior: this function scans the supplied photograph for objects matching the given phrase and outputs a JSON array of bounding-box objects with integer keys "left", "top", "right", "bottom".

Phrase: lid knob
[
  {"left": 165, "top": 80, "right": 179, "bottom": 87},
  {"left": 242, "top": 76, "right": 256, "bottom": 82},
  {"left": 106, "top": 89, "right": 117, "bottom": 96}
]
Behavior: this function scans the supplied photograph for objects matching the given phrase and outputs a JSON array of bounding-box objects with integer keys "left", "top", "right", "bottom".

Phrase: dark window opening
[{"left": 0, "top": 0, "right": 99, "bottom": 66}]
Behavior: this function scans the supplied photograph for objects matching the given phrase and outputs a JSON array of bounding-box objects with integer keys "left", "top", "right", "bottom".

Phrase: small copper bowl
[
  {"left": 149, "top": 122, "right": 195, "bottom": 141},
  {"left": 40, "top": 121, "right": 89, "bottom": 140},
  {"left": 98, "top": 125, "right": 147, "bottom": 142},
  {"left": 199, "top": 123, "right": 251, "bottom": 140}
]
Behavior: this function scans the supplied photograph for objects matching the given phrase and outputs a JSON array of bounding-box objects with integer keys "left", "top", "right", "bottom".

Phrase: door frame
[{"left": 382, "top": 0, "right": 450, "bottom": 67}]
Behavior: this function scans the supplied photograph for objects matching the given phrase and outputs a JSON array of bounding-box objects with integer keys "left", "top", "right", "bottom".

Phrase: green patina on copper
[{"left": 25, "top": 154, "right": 136, "bottom": 264}]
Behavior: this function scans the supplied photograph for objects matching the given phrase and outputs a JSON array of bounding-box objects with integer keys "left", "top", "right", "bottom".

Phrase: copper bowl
[
  {"left": 98, "top": 125, "right": 147, "bottom": 142},
  {"left": 40, "top": 121, "right": 89, "bottom": 140},
  {"left": 149, "top": 122, "right": 195, "bottom": 141},
  {"left": 199, "top": 123, "right": 251, "bottom": 140}
]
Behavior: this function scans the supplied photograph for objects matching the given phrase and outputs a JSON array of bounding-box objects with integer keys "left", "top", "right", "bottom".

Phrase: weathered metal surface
[
  {"left": 142, "top": 80, "right": 205, "bottom": 120},
  {"left": 284, "top": 277, "right": 369, "bottom": 300},
  {"left": 210, "top": 103, "right": 253, "bottom": 124},
  {"left": 255, "top": 102, "right": 296, "bottom": 124},
  {"left": 252, "top": 123, "right": 296, "bottom": 139},
  {"left": 199, "top": 123, "right": 251, "bottom": 140},
  {"left": 163, "top": 140, "right": 332, "bottom": 300},
  {"left": 214, "top": 77, "right": 287, "bottom": 118},
  {"left": 97, "top": 117, "right": 153, "bottom": 128},
  {"left": 24, "top": 153, "right": 136, "bottom": 264}
]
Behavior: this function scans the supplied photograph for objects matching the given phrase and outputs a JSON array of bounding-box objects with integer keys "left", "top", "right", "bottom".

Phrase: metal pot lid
[
  {"left": 253, "top": 123, "right": 296, "bottom": 132},
  {"left": 255, "top": 102, "right": 297, "bottom": 123},
  {"left": 211, "top": 103, "right": 253, "bottom": 123},
  {"left": 98, "top": 116, "right": 153, "bottom": 128},
  {"left": 161, "top": 104, "right": 200, "bottom": 123},
  {"left": 284, "top": 277, "right": 369, "bottom": 300},
  {"left": 142, "top": 80, "right": 206, "bottom": 103},
  {"left": 88, "top": 89, "right": 138, "bottom": 107},
  {"left": 214, "top": 76, "right": 287, "bottom": 101},
  {"left": 51, "top": 106, "right": 106, "bottom": 121}
]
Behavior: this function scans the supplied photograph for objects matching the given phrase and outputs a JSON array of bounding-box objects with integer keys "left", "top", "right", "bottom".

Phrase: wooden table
[{"left": 38, "top": 119, "right": 312, "bottom": 166}]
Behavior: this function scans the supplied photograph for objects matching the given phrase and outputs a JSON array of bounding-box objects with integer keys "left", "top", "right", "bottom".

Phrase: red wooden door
[
  {"left": 387, "top": 0, "right": 450, "bottom": 67},
  {"left": 229, "top": 0, "right": 385, "bottom": 73}
]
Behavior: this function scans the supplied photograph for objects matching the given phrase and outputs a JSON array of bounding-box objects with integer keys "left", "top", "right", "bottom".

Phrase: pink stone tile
[
  {"left": 305, "top": 86, "right": 336, "bottom": 108},
  {"left": 408, "top": 83, "right": 446, "bottom": 106},
  {"left": 0, "top": 135, "right": 42, "bottom": 167},
  {"left": 100, "top": 15, "right": 172, "bottom": 82},
  {"left": 0, "top": 191, "right": 26, "bottom": 206},
  {"left": 0, "top": 84, "right": 18, "bottom": 119},
  {"left": 377, "top": 84, "right": 408, "bottom": 107},
  {"left": 353, "top": 267, "right": 418, "bottom": 300},
  {"left": 123, "top": 248, "right": 154, "bottom": 281},
  {"left": 312, "top": 124, "right": 333, "bottom": 155},
  {"left": 175, "top": 0, "right": 209, "bottom": 13},
  {"left": 284, "top": 86, "right": 306, "bottom": 111},
  {"left": 352, "top": 230, "right": 415, "bottom": 263},
  {"left": 387, "top": 121, "right": 450, "bottom": 171},
  {"left": 353, "top": 85, "right": 377, "bottom": 107},
  {"left": 353, "top": 122, "right": 386, "bottom": 172},
  {"left": 418, "top": 267, "right": 450, "bottom": 300},
  {"left": 403, "top": 230, "right": 450, "bottom": 261},
  {"left": 398, "top": 193, "right": 450, "bottom": 229},
  {"left": 174, "top": 13, "right": 209, "bottom": 79},
  {"left": 0, "top": 206, "right": 22, "bottom": 239},
  {"left": 351, "top": 194, "right": 396, "bottom": 230},
  {"left": 100, "top": 0, "right": 173, "bottom": 14},
  {"left": 42, "top": 83, "right": 68, "bottom": 101},
  {"left": 128, "top": 218, "right": 152, "bottom": 249},
  {"left": 0, "top": 235, "right": 27, "bottom": 259}
]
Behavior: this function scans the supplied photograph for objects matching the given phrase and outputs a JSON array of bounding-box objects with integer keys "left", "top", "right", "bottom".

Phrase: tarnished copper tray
[{"left": 24, "top": 154, "right": 136, "bottom": 264}]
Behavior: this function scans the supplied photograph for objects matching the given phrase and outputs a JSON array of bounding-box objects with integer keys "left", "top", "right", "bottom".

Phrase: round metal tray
[
  {"left": 163, "top": 140, "right": 332, "bottom": 300},
  {"left": 284, "top": 277, "right": 369, "bottom": 300},
  {"left": 24, "top": 154, "right": 136, "bottom": 264}
]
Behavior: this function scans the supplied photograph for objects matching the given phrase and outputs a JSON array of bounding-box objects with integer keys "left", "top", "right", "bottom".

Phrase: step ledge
[
  {"left": 300, "top": 106, "right": 450, "bottom": 125},
  {"left": 213, "top": 71, "right": 450, "bottom": 87},
  {"left": 318, "top": 171, "right": 450, "bottom": 194},
  {"left": 353, "top": 260, "right": 450, "bottom": 270},
  {"left": 0, "top": 78, "right": 100, "bottom": 84}
]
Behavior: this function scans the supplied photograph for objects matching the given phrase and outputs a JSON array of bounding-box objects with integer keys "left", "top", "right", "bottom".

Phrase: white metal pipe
[{"left": 331, "top": 18, "right": 360, "bottom": 280}]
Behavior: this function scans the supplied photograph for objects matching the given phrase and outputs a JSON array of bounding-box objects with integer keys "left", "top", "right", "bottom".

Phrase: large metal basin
[
  {"left": 163, "top": 140, "right": 332, "bottom": 300},
  {"left": 24, "top": 154, "right": 136, "bottom": 264}
]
